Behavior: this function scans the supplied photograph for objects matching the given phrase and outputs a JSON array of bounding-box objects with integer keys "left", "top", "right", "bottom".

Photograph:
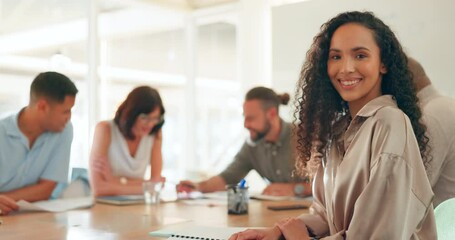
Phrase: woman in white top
[
  {"left": 90, "top": 86, "right": 165, "bottom": 196},
  {"left": 230, "top": 11, "right": 436, "bottom": 239}
]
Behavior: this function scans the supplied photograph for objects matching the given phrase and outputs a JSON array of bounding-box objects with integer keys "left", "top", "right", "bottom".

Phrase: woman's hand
[
  {"left": 229, "top": 226, "right": 282, "bottom": 240},
  {"left": 276, "top": 217, "right": 311, "bottom": 240}
]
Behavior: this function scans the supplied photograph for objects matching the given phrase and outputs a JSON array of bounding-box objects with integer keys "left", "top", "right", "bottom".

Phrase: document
[
  {"left": 249, "top": 194, "right": 293, "bottom": 201},
  {"left": 181, "top": 198, "right": 227, "bottom": 206},
  {"left": 150, "top": 225, "right": 246, "bottom": 239},
  {"left": 96, "top": 195, "right": 145, "bottom": 205},
  {"left": 202, "top": 191, "right": 228, "bottom": 200},
  {"left": 17, "top": 197, "right": 94, "bottom": 212},
  {"left": 250, "top": 193, "right": 314, "bottom": 202},
  {"left": 202, "top": 190, "right": 295, "bottom": 201},
  {"left": 179, "top": 191, "right": 227, "bottom": 207}
]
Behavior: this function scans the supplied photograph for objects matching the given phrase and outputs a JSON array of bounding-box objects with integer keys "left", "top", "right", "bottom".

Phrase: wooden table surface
[{"left": 0, "top": 199, "right": 310, "bottom": 240}]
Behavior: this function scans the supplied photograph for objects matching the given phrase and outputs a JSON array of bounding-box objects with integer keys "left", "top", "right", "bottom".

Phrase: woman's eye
[{"left": 356, "top": 54, "right": 367, "bottom": 59}]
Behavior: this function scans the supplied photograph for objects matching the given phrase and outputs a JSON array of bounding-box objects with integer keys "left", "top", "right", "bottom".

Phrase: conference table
[{"left": 0, "top": 198, "right": 311, "bottom": 240}]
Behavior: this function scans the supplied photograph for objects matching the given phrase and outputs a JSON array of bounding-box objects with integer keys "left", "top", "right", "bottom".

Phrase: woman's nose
[{"left": 340, "top": 57, "right": 355, "bottom": 73}]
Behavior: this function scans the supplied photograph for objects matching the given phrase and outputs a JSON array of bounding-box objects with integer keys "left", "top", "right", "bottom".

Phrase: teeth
[{"left": 340, "top": 80, "right": 360, "bottom": 86}]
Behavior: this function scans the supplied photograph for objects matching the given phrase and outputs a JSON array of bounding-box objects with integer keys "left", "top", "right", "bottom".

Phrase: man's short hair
[{"left": 30, "top": 71, "right": 78, "bottom": 103}]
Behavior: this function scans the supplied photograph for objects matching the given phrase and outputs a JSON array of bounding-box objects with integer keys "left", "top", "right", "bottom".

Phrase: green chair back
[{"left": 434, "top": 197, "right": 455, "bottom": 240}]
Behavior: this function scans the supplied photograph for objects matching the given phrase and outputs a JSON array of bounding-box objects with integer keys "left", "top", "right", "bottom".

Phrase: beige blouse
[{"left": 299, "top": 95, "right": 436, "bottom": 239}]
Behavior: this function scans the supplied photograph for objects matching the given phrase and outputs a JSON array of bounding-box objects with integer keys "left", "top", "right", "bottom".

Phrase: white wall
[{"left": 272, "top": 0, "right": 455, "bottom": 117}]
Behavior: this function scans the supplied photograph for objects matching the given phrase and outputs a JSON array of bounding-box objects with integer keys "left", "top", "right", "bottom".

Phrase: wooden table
[{"left": 0, "top": 199, "right": 310, "bottom": 240}]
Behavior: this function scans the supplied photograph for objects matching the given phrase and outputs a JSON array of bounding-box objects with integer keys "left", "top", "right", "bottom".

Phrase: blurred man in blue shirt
[{"left": 0, "top": 72, "right": 78, "bottom": 215}]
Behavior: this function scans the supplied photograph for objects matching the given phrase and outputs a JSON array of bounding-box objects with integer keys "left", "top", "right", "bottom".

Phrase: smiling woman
[
  {"left": 291, "top": 10, "right": 434, "bottom": 239},
  {"left": 230, "top": 11, "right": 436, "bottom": 240},
  {"left": 327, "top": 23, "right": 387, "bottom": 116},
  {"left": 89, "top": 86, "right": 166, "bottom": 197}
]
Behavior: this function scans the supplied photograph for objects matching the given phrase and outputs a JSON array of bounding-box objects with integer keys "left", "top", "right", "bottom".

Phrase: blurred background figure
[
  {"left": 90, "top": 86, "right": 165, "bottom": 196},
  {"left": 0, "top": 71, "right": 78, "bottom": 215},
  {"left": 408, "top": 57, "right": 455, "bottom": 207},
  {"left": 177, "top": 86, "right": 311, "bottom": 197}
]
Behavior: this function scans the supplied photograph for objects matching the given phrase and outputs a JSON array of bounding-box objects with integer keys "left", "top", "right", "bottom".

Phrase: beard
[{"left": 250, "top": 120, "right": 271, "bottom": 142}]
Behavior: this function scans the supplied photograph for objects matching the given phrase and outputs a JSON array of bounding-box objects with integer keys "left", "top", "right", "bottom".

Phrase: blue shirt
[{"left": 0, "top": 111, "right": 73, "bottom": 192}]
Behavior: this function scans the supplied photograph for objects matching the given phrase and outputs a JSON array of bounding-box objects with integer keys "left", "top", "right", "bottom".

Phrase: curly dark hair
[{"left": 294, "top": 11, "right": 429, "bottom": 176}]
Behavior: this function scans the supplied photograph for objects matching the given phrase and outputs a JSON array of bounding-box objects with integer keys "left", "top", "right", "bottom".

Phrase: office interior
[{"left": 0, "top": 0, "right": 454, "bottom": 191}]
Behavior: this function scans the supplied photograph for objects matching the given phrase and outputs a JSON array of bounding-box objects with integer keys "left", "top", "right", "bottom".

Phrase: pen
[{"left": 239, "top": 179, "right": 246, "bottom": 188}]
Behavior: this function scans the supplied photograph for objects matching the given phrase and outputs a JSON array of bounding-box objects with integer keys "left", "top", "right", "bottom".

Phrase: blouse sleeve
[
  {"left": 298, "top": 163, "right": 330, "bottom": 237},
  {"left": 344, "top": 152, "right": 433, "bottom": 239},
  {"left": 343, "top": 113, "right": 435, "bottom": 239},
  {"left": 300, "top": 110, "right": 436, "bottom": 239}
]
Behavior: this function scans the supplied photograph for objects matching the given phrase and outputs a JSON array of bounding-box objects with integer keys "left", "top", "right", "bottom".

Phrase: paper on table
[
  {"left": 150, "top": 225, "right": 246, "bottom": 239},
  {"left": 181, "top": 198, "right": 227, "bottom": 206},
  {"left": 249, "top": 194, "right": 292, "bottom": 201},
  {"left": 96, "top": 195, "right": 145, "bottom": 205},
  {"left": 201, "top": 190, "right": 292, "bottom": 201},
  {"left": 179, "top": 191, "right": 228, "bottom": 206},
  {"left": 202, "top": 191, "right": 228, "bottom": 200},
  {"left": 17, "top": 197, "right": 94, "bottom": 212}
]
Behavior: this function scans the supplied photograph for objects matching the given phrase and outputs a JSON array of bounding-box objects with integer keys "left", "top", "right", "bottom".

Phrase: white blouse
[{"left": 107, "top": 120, "right": 154, "bottom": 179}]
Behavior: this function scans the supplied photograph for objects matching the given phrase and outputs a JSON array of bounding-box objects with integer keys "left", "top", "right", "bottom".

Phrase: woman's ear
[{"left": 380, "top": 63, "right": 388, "bottom": 74}]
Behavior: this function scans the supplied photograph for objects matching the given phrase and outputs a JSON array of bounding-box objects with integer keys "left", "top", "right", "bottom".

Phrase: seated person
[
  {"left": 0, "top": 72, "right": 78, "bottom": 215},
  {"left": 230, "top": 11, "right": 436, "bottom": 239},
  {"left": 177, "top": 86, "right": 311, "bottom": 197},
  {"left": 408, "top": 57, "right": 455, "bottom": 207},
  {"left": 90, "top": 86, "right": 165, "bottom": 196}
]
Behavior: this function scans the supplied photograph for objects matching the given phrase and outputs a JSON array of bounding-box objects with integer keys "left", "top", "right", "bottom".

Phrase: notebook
[
  {"left": 96, "top": 195, "right": 145, "bottom": 205},
  {"left": 149, "top": 225, "right": 246, "bottom": 239}
]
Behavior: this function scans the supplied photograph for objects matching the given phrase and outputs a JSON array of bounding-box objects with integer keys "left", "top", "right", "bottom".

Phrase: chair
[
  {"left": 51, "top": 168, "right": 91, "bottom": 199},
  {"left": 434, "top": 197, "right": 455, "bottom": 240}
]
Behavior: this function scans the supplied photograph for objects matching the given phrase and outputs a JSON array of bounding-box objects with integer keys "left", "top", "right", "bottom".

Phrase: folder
[{"left": 96, "top": 195, "right": 144, "bottom": 205}]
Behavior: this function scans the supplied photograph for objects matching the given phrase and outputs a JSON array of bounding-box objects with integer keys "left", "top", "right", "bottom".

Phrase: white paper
[
  {"left": 181, "top": 198, "right": 227, "bottom": 206},
  {"left": 203, "top": 190, "right": 297, "bottom": 201},
  {"left": 17, "top": 197, "right": 94, "bottom": 212},
  {"left": 249, "top": 194, "right": 292, "bottom": 201},
  {"left": 151, "top": 226, "right": 246, "bottom": 239},
  {"left": 202, "top": 191, "right": 228, "bottom": 200}
]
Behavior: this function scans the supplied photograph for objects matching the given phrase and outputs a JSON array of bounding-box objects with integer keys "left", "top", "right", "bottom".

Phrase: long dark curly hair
[{"left": 294, "top": 11, "right": 429, "bottom": 176}]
